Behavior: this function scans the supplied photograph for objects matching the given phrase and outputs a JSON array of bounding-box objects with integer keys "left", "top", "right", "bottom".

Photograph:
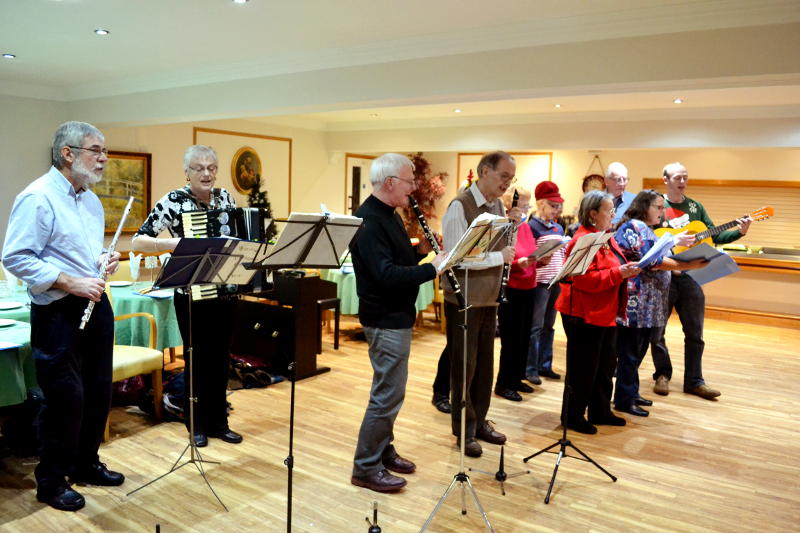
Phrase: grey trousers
[{"left": 352, "top": 327, "right": 412, "bottom": 477}]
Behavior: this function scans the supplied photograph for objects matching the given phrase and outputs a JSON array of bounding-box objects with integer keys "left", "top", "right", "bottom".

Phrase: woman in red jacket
[{"left": 555, "top": 190, "right": 640, "bottom": 434}]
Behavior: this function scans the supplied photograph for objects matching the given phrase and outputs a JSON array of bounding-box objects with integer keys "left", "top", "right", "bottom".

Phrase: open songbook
[
  {"left": 547, "top": 231, "right": 613, "bottom": 289},
  {"left": 437, "top": 213, "right": 510, "bottom": 273},
  {"left": 527, "top": 237, "right": 569, "bottom": 262}
]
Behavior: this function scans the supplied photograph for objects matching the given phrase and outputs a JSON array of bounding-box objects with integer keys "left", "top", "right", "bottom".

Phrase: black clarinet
[
  {"left": 408, "top": 196, "right": 466, "bottom": 310},
  {"left": 497, "top": 189, "right": 519, "bottom": 304}
]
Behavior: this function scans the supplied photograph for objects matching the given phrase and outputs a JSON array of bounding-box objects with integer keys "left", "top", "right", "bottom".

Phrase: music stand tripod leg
[{"left": 420, "top": 271, "right": 495, "bottom": 533}]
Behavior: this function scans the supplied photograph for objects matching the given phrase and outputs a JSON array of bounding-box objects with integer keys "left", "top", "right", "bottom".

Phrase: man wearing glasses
[
  {"left": 349, "top": 153, "right": 445, "bottom": 492},
  {"left": 440, "top": 151, "right": 519, "bottom": 458},
  {"left": 605, "top": 162, "right": 635, "bottom": 224},
  {"left": 3, "top": 121, "right": 124, "bottom": 511},
  {"left": 132, "top": 145, "right": 243, "bottom": 448}
]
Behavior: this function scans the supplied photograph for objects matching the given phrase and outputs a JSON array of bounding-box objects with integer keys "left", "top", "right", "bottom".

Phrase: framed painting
[
  {"left": 94, "top": 150, "right": 152, "bottom": 234},
  {"left": 231, "top": 146, "right": 262, "bottom": 193}
]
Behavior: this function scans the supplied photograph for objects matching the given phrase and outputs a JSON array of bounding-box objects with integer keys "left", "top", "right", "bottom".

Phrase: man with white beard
[{"left": 3, "top": 121, "right": 123, "bottom": 511}]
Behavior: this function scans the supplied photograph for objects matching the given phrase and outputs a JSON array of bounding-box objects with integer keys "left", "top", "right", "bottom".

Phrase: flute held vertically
[
  {"left": 497, "top": 188, "right": 519, "bottom": 304},
  {"left": 79, "top": 196, "right": 135, "bottom": 330},
  {"left": 408, "top": 196, "right": 467, "bottom": 310}
]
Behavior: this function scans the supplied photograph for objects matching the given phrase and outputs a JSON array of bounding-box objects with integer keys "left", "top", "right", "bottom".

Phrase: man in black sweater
[{"left": 350, "top": 153, "right": 445, "bottom": 493}]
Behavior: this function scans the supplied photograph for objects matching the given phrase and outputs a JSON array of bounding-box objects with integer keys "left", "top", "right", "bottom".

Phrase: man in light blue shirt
[
  {"left": 606, "top": 162, "right": 635, "bottom": 224},
  {"left": 2, "top": 121, "right": 123, "bottom": 512}
]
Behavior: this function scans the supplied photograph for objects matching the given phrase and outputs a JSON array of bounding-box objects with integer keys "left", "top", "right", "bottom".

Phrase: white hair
[{"left": 369, "top": 153, "right": 414, "bottom": 187}]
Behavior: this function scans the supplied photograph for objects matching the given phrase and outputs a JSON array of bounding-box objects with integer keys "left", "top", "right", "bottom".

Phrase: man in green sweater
[{"left": 650, "top": 162, "right": 752, "bottom": 400}]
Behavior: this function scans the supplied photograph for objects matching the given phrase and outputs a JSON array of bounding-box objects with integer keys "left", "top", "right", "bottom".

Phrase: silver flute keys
[
  {"left": 407, "top": 195, "right": 466, "bottom": 310},
  {"left": 79, "top": 196, "right": 135, "bottom": 330}
]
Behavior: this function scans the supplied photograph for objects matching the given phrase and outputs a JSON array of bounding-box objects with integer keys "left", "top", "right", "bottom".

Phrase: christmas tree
[{"left": 246, "top": 175, "right": 278, "bottom": 242}]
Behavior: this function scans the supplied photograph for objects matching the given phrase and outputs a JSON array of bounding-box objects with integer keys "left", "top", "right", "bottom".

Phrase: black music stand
[
  {"left": 421, "top": 215, "right": 509, "bottom": 533},
  {"left": 127, "top": 238, "right": 256, "bottom": 511},
  {"left": 251, "top": 213, "right": 362, "bottom": 533},
  {"left": 524, "top": 230, "right": 617, "bottom": 504}
]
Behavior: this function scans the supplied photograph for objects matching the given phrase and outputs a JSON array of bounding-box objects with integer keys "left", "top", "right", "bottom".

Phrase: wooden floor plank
[{"left": 1, "top": 313, "right": 798, "bottom": 532}]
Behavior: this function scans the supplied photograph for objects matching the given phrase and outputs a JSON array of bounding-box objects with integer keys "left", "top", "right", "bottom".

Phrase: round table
[
  {"left": 321, "top": 268, "right": 434, "bottom": 316},
  {"left": 109, "top": 282, "right": 182, "bottom": 351},
  {"left": 0, "top": 321, "right": 35, "bottom": 407}
]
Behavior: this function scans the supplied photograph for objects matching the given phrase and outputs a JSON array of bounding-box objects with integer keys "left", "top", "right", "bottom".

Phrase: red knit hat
[{"left": 534, "top": 181, "right": 564, "bottom": 203}]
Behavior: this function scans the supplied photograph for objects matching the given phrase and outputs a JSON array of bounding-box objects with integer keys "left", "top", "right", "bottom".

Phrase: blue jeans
[
  {"left": 650, "top": 274, "right": 706, "bottom": 389},
  {"left": 614, "top": 326, "right": 652, "bottom": 407},
  {"left": 526, "top": 283, "right": 560, "bottom": 377},
  {"left": 352, "top": 327, "right": 412, "bottom": 477}
]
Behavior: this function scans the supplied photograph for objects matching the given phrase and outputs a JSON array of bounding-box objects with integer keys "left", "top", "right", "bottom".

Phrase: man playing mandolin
[{"left": 649, "top": 162, "right": 752, "bottom": 400}]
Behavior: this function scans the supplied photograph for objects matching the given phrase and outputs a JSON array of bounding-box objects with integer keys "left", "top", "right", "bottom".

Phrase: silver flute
[
  {"left": 497, "top": 188, "right": 519, "bottom": 304},
  {"left": 408, "top": 195, "right": 466, "bottom": 310},
  {"left": 79, "top": 196, "right": 135, "bottom": 330}
]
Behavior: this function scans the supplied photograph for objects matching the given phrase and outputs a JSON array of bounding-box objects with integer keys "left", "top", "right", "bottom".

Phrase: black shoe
[
  {"left": 456, "top": 437, "right": 483, "bottom": 457},
  {"left": 37, "top": 483, "right": 85, "bottom": 512},
  {"left": 539, "top": 368, "right": 561, "bottom": 380},
  {"left": 71, "top": 462, "right": 125, "bottom": 486},
  {"left": 615, "top": 402, "right": 649, "bottom": 417},
  {"left": 193, "top": 432, "right": 208, "bottom": 447},
  {"left": 494, "top": 388, "right": 522, "bottom": 402},
  {"left": 526, "top": 374, "right": 542, "bottom": 385},
  {"left": 432, "top": 393, "right": 451, "bottom": 414},
  {"left": 634, "top": 396, "right": 653, "bottom": 406},
  {"left": 351, "top": 469, "right": 406, "bottom": 492},
  {"left": 209, "top": 428, "right": 243, "bottom": 444},
  {"left": 590, "top": 413, "right": 627, "bottom": 426},
  {"left": 565, "top": 417, "right": 597, "bottom": 435},
  {"left": 516, "top": 382, "right": 534, "bottom": 393}
]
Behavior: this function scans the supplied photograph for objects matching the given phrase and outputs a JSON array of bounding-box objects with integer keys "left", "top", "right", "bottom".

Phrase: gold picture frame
[
  {"left": 95, "top": 150, "right": 151, "bottom": 234},
  {"left": 231, "top": 146, "right": 262, "bottom": 194}
]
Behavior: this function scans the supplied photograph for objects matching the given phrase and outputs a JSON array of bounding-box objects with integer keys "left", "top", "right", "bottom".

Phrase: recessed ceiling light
[
  {"left": 369, "top": 113, "right": 379, "bottom": 117},
  {"left": 673, "top": 98, "right": 683, "bottom": 104},
  {"left": 2, "top": 53, "right": 16, "bottom": 59},
  {"left": 454, "top": 109, "right": 462, "bottom": 113},
  {"left": 233, "top": 0, "right": 249, "bottom": 3},
  {"left": 554, "top": 104, "right": 561, "bottom": 108},
  {"left": 94, "top": 28, "right": 110, "bottom": 35}
]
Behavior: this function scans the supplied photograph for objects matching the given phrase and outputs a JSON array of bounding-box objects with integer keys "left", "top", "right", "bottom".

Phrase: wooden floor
[{"left": 1, "top": 312, "right": 799, "bottom": 532}]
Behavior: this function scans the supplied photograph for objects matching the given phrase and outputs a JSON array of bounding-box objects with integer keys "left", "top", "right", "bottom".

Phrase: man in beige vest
[{"left": 441, "top": 151, "right": 519, "bottom": 457}]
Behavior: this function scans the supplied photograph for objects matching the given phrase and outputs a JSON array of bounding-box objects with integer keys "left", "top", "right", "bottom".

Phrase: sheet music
[
  {"left": 264, "top": 212, "right": 362, "bottom": 268},
  {"left": 210, "top": 240, "right": 259, "bottom": 285},
  {"left": 438, "top": 213, "right": 508, "bottom": 272},
  {"left": 547, "top": 231, "right": 612, "bottom": 289},
  {"left": 527, "top": 238, "right": 568, "bottom": 261},
  {"left": 636, "top": 233, "right": 675, "bottom": 269}
]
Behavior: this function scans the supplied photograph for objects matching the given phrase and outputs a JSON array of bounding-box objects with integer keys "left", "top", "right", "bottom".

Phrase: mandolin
[{"left": 654, "top": 206, "right": 773, "bottom": 254}]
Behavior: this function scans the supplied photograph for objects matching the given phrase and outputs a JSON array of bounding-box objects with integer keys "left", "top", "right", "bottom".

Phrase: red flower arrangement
[{"left": 401, "top": 152, "right": 447, "bottom": 240}]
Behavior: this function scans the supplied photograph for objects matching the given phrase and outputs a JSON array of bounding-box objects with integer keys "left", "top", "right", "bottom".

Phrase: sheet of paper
[
  {"left": 686, "top": 252, "right": 740, "bottom": 285},
  {"left": 438, "top": 214, "right": 508, "bottom": 272},
  {"left": 528, "top": 238, "right": 567, "bottom": 261},
  {"left": 637, "top": 233, "right": 675, "bottom": 269},
  {"left": 672, "top": 242, "right": 725, "bottom": 262}
]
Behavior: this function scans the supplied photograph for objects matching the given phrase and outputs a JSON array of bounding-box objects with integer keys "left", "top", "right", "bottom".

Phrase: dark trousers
[
  {"left": 31, "top": 294, "right": 114, "bottom": 491},
  {"left": 561, "top": 314, "right": 616, "bottom": 423},
  {"left": 352, "top": 327, "right": 412, "bottom": 477},
  {"left": 614, "top": 326, "right": 653, "bottom": 407},
  {"left": 526, "top": 282, "right": 560, "bottom": 376},
  {"left": 174, "top": 291, "right": 236, "bottom": 434},
  {"left": 650, "top": 274, "right": 706, "bottom": 389},
  {"left": 446, "top": 302, "right": 496, "bottom": 439},
  {"left": 432, "top": 345, "right": 450, "bottom": 397},
  {"left": 496, "top": 287, "right": 535, "bottom": 390}
]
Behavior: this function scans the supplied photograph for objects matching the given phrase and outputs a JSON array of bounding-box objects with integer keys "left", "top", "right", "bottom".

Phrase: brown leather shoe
[
  {"left": 684, "top": 384, "right": 721, "bottom": 400},
  {"left": 351, "top": 469, "right": 406, "bottom": 492},
  {"left": 476, "top": 421, "right": 506, "bottom": 445},
  {"left": 457, "top": 437, "right": 482, "bottom": 457},
  {"left": 654, "top": 375, "right": 670, "bottom": 396},
  {"left": 383, "top": 454, "right": 416, "bottom": 474}
]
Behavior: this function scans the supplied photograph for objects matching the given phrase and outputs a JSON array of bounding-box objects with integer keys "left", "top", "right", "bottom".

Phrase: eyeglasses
[
  {"left": 189, "top": 165, "right": 218, "bottom": 174},
  {"left": 68, "top": 145, "right": 108, "bottom": 157},
  {"left": 388, "top": 175, "right": 416, "bottom": 186},
  {"left": 608, "top": 176, "right": 628, "bottom": 183}
]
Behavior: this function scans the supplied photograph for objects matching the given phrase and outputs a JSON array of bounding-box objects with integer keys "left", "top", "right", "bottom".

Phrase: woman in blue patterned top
[{"left": 612, "top": 190, "right": 706, "bottom": 417}]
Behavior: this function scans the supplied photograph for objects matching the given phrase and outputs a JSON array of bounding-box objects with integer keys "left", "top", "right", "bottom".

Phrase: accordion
[{"left": 179, "top": 207, "right": 271, "bottom": 241}]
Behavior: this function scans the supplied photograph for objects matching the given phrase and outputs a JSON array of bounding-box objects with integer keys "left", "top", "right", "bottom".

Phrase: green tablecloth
[
  {"left": 321, "top": 269, "right": 434, "bottom": 316},
  {"left": 0, "top": 321, "right": 35, "bottom": 407},
  {"left": 110, "top": 282, "right": 182, "bottom": 351}
]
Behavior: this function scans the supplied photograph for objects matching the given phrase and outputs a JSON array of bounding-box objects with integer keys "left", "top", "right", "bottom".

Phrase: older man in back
[{"left": 605, "top": 162, "right": 635, "bottom": 224}]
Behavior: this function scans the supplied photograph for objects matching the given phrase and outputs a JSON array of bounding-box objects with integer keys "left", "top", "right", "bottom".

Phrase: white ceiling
[{"left": 2, "top": 0, "right": 800, "bottom": 130}]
